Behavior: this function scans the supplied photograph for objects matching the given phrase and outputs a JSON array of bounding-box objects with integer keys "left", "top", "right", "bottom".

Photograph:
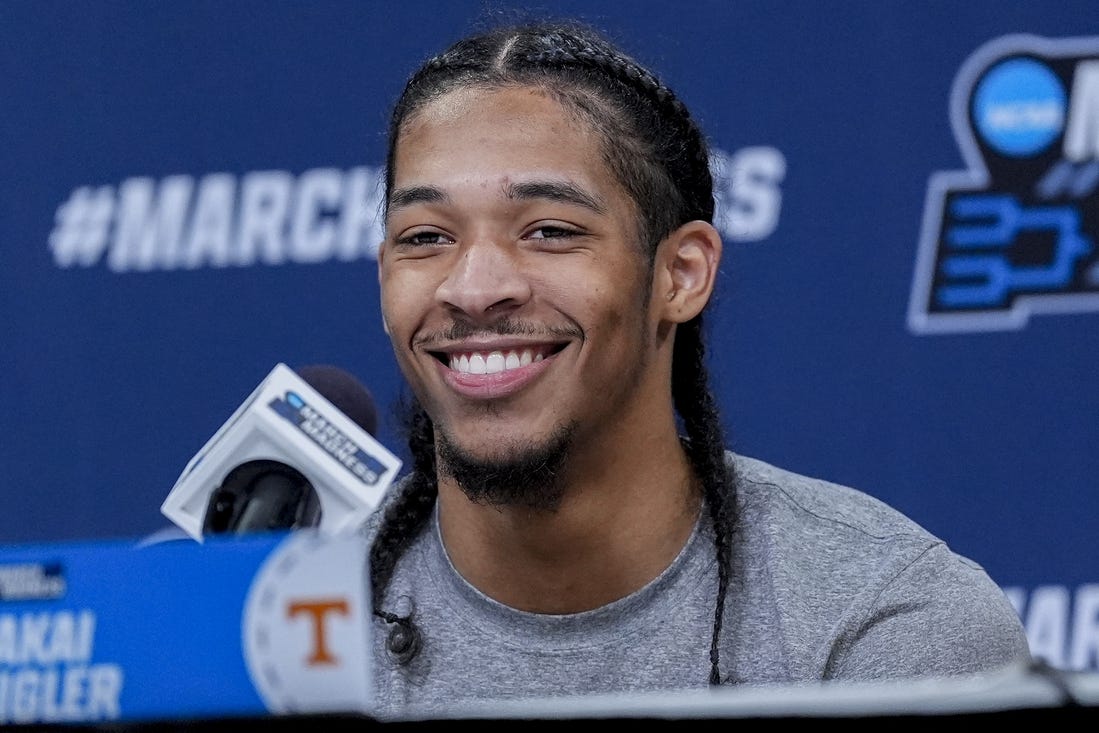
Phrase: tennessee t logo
[{"left": 287, "top": 598, "right": 349, "bottom": 666}]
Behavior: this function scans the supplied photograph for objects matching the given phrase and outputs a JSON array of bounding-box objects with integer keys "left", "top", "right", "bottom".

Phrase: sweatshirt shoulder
[{"left": 731, "top": 452, "right": 943, "bottom": 545}]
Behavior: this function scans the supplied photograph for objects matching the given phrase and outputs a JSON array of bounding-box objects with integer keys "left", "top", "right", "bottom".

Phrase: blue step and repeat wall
[{"left": 2, "top": 1, "right": 1097, "bottom": 672}]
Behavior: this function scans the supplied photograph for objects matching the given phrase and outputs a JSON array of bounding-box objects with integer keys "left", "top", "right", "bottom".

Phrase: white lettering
[
  {"left": 17, "top": 615, "right": 49, "bottom": 665},
  {"left": 39, "top": 667, "right": 77, "bottom": 721},
  {"left": 289, "top": 167, "right": 342, "bottom": 263},
  {"left": 0, "top": 665, "right": 122, "bottom": 724},
  {"left": 110, "top": 175, "right": 192, "bottom": 272},
  {"left": 10, "top": 669, "right": 37, "bottom": 723},
  {"left": 985, "top": 102, "right": 1062, "bottom": 131},
  {"left": 0, "top": 612, "right": 95, "bottom": 665},
  {"left": 236, "top": 170, "right": 293, "bottom": 265},
  {"left": 1003, "top": 586, "right": 1025, "bottom": 617},
  {"left": 181, "top": 173, "right": 236, "bottom": 269},
  {"left": 44, "top": 613, "right": 75, "bottom": 665},
  {"left": 341, "top": 166, "right": 385, "bottom": 260},
  {"left": 1064, "top": 60, "right": 1099, "bottom": 161},
  {"left": 1024, "top": 585, "right": 1070, "bottom": 668},
  {"left": 51, "top": 153, "right": 783, "bottom": 273},
  {"left": 1069, "top": 583, "right": 1099, "bottom": 669},
  {"left": 0, "top": 616, "right": 13, "bottom": 664},
  {"left": 84, "top": 664, "right": 123, "bottom": 720},
  {"left": 712, "top": 146, "right": 785, "bottom": 242},
  {"left": 0, "top": 565, "right": 65, "bottom": 600}
]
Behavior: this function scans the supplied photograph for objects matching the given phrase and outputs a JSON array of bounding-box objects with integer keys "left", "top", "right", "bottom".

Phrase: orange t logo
[{"left": 287, "top": 598, "right": 350, "bottom": 666}]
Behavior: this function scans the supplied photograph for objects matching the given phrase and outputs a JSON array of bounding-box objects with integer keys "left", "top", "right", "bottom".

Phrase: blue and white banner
[{"left": 0, "top": 531, "right": 372, "bottom": 725}]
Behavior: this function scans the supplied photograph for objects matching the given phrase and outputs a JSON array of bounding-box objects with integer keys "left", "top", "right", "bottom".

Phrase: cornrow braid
[
  {"left": 673, "top": 315, "right": 737, "bottom": 684},
  {"left": 528, "top": 38, "right": 714, "bottom": 223},
  {"left": 374, "top": 19, "right": 737, "bottom": 685},
  {"left": 368, "top": 402, "right": 435, "bottom": 662},
  {"left": 537, "top": 35, "right": 736, "bottom": 685},
  {"left": 521, "top": 38, "right": 715, "bottom": 255}
]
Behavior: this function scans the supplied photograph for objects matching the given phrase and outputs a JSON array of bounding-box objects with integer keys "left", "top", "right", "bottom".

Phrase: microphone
[
  {"left": 200, "top": 364, "right": 380, "bottom": 535},
  {"left": 160, "top": 362, "right": 401, "bottom": 541},
  {"left": 295, "top": 364, "right": 379, "bottom": 438}
]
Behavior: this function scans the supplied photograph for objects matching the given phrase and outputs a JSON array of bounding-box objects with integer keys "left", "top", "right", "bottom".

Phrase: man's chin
[{"left": 435, "top": 422, "right": 577, "bottom": 510}]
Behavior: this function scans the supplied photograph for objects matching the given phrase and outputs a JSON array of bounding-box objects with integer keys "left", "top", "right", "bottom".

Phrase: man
[{"left": 366, "top": 18, "right": 1032, "bottom": 720}]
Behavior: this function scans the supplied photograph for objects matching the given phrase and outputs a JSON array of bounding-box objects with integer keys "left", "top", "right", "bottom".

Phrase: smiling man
[{"left": 365, "top": 18, "right": 1032, "bottom": 721}]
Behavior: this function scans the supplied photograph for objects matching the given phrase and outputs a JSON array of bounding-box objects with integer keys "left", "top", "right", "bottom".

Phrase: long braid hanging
[
  {"left": 674, "top": 316, "right": 735, "bottom": 685},
  {"left": 529, "top": 37, "right": 737, "bottom": 685},
  {"left": 369, "top": 404, "right": 436, "bottom": 662}
]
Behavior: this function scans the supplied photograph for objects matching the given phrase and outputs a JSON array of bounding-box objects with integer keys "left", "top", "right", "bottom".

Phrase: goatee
[{"left": 435, "top": 422, "right": 577, "bottom": 511}]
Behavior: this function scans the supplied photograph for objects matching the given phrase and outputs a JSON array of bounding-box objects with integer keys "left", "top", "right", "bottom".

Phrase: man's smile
[{"left": 444, "top": 346, "right": 552, "bottom": 374}]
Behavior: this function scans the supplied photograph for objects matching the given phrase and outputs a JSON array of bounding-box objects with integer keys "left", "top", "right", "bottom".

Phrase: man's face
[{"left": 378, "top": 85, "right": 669, "bottom": 489}]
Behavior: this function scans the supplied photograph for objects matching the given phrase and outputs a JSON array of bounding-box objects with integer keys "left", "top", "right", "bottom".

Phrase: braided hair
[{"left": 372, "top": 19, "right": 738, "bottom": 685}]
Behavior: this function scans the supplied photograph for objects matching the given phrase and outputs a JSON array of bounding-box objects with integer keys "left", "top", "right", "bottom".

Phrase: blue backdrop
[{"left": 3, "top": 0, "right": 1097, "bottom": 670}]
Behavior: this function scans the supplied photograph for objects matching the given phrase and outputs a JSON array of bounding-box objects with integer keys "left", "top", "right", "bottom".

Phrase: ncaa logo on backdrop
[{"left": 908, "top": 35, "right": 1099, "bottom": 334}]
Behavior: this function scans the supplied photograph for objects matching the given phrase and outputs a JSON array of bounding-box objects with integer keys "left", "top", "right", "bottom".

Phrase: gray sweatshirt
[{"left": 364, "top": 453, "right": 1032, "bottom": 720}]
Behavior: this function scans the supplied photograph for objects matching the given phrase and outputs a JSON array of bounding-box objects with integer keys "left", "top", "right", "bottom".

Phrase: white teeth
[
  {"left": 485, "top": 351, "right": 505, "bottom": 374},
  {"left": 449, "top": 348, "right": 544, "bottom": 374}
]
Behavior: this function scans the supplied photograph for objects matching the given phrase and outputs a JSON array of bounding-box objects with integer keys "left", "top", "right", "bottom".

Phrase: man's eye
[
  {"left": 527, "top": 225, "right": 577, "bottom": 240},
  {"left": 397, "top": 230, "right": 450, "bottom": 246}
]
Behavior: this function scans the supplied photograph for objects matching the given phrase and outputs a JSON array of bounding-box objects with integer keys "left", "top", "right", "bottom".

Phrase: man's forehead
[
  {"left": 395, "top": 86, "right": 597, "bottom": 160},
  {"left": 406, "top": 84, "right": 565, "bottom": 126},
  {"left": 388, "top": 84, "right": 635, "bottom": 220}
]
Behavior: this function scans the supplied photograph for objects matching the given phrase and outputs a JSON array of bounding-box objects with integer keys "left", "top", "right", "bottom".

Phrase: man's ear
[{"left": 653, "top": 220, "right": 722, "bottom": 324}]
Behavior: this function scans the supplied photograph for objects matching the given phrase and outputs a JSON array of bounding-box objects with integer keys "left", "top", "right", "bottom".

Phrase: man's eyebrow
[
  {"left": 387, "top": 185, "right": 450, "bottom": 213},
  {"left": 386, "top": 180, "right": 607, "bottom": 215},
  {"left": 506, "top": 180, "right": 606, "bottom": 214}
]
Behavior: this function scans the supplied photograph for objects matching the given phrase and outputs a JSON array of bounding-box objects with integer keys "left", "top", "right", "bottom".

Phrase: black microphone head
[
  {"left": 294, "top": 364, "right": 378, "bottom": 437},
  {"left": 200, "top": 364, "right": 376, "bottom": 538},
  {"left": 202, "top": 459, "right": 322, "bottom": 535}
]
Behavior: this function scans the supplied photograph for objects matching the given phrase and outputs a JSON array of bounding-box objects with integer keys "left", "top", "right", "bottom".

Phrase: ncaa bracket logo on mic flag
[
  {"left": 908, "top": 34, "right": 1099, "bottom": 334},
  {"left": 0, "top": 531, "right": 373, "bottom": 725}
]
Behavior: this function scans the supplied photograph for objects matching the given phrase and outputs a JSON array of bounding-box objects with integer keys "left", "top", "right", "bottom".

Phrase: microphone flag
[{"left": 161, "top": 363, "right": 402, "bottom": 542}]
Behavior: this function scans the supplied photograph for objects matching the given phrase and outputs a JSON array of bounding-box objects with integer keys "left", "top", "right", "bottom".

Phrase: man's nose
[{"left": 434, "top": 242, "right": 532, "bottom": 318}]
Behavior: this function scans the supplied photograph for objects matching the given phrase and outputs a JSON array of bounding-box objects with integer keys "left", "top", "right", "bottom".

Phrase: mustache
[{"left": 413, "top": 317, "right": 582, "bottom": 347}]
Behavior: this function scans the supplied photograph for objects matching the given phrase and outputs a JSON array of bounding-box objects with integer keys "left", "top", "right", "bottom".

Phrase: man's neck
[{"left": 434, "top": 429, "right": 702, "bottom": 614}]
